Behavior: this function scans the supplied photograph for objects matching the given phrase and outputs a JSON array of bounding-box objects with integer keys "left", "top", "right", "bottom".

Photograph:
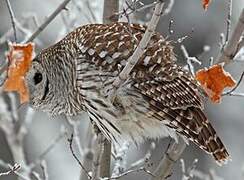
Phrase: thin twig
[
  {"left": 223, "top": 71, "right": 244, "bottom": 96},
  {"left": 223, "top": 92, "right": 244, "bottom": 97},
  {"left": 181, "top": 45, "right": 201, "bottom": 76},
  {"left": 225, "top": 0, "right": 232, "bottom": 45},
  {"left": 216, "top": 9, "right": 244, "bottom": 65},
  {"left": 103, "top": 167, "right": 155, "bottom": 180},
  {"left": 110, "top": 0, "right": 165, "bottom": 97},
  {"left": 65, "top": 116, "right": 84, "bottom": 157},
  {"left": 115, "top": 1, "right": 158, "bottom": 20},
  {"left": 180, "top": 159, "right": 198, "bottom": 180},
  {"left": 163, "top": 0, "right": 174, "bottom": 15},
  {"left": 0, "top": 163, "right": 21, "bottom": 177},
  {"left": 40, "top": 161, "right": 48, "bottom": 180},
  {"left": 31, "top": 171, "right": 42, "bottom": 180},
  {"left": 5, "top": 0, "right": 17, "bottom": 42},
  {"left": 0, "top": 162, "right": 29, "bottom": 180},
  {"left": 68, "top": 134, "right": 92, "bottom": 179},
  {"left": 150, "top": 137, "right": 186, "bottom": 180},
  {"left": 168, "top": 19, "right": 174, "bottom": 35},
  {"left": 26, "top": 0, "right": 71, "bottom": 42},
  {"left": 111, "top": 142, "right": 129, "bottom": 177},
  {"left": 129, "top": 142, "right": 155, "bottom": 170}
]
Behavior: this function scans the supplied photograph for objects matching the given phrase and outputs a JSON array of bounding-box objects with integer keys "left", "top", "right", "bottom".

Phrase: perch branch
[
  {"left": 80, "top": 123, "right": 95, "bottom": 180},
  {"left": 26, "top": 0, "right": 71, "bottom": 42},
  {"left": 110, "top": 0, "right": 165, "bottom": 96},
  {"left": 90, "top": 1, "right": 121, "bottom": 179}
]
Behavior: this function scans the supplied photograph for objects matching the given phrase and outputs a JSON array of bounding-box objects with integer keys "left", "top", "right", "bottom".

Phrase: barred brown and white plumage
[{"left": 25, "top": 22, "right": 229, "bottom": 164}]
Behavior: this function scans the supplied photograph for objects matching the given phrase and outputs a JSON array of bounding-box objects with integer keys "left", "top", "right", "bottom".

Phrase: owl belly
[{"left": 81, "top": 84, "right": 177, "bottom": 145}]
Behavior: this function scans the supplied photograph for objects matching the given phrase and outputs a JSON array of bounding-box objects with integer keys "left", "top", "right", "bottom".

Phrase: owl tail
[{"left": 193, "top": 109, "right": 230, "bottom": 165}]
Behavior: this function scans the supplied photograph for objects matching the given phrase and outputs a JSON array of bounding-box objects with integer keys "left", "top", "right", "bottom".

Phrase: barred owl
[{"left": 25, "top": 22, "right": 229, "bottom": 164}]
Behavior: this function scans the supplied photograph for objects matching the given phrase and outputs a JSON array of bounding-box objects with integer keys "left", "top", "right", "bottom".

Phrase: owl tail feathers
[
  {"left": 212, "top": 146, "right": 231, "bottom": 166},
  {"left": 200, "top": 123, "right": 231, "bottom": 166},
  {"left": 193, "top": 109, "right": 231, "bottom": 165}
]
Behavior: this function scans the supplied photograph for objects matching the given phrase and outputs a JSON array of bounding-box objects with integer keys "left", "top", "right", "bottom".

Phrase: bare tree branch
[
  {"left": 5, "top": 0, "right": 17, "bottom": 42},
  {"left": 26, "top": 0, "right": 72, "bottom": 43},
  {"left": 110, "top": 0, "right": 165, "bottom": 97},
  {"left": 150, "top": 137, "right": 186, "bottom": 180},
  {"left": 92, "top": 131, "right": 104, "bottom": 180},
  {"left": 80, "top": 123, "right": 95, "bottom": 180},
  {"left": 90, "top": 1, "right": 121, "bottom": 179},
  {"left": 103, "top": 0, "right": 120, "bottom": 23},
  {"left": 0, "top": 93, "right": 31, "bottom": 180},
  {"left": 216, "top": 9, "right": 244, "bottom": 65},
  {"left": 225, "top": 0, "right": 232, "bottom": 45}
]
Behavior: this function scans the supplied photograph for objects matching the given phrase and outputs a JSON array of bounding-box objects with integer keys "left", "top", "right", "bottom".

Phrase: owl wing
[{"left": 132, "top": 63, "right": 229, "bottom": 164}]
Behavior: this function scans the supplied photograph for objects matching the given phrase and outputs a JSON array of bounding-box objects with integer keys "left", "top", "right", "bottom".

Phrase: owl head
[
  {"left": 25, "top": 54, "right": 53, "bottom": 113},
  {"left": 25, "top": 48, "right": 83, "bottom": 116}
]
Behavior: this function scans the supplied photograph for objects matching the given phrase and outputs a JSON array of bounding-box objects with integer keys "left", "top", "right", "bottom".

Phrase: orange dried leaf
[
  {"left": 195, "top": 64, "right": 236, "bottom": 103},
  {"left": 202, "top": 0, "right": 211, "bottom": 10},
  {"left": 3, "top": 42, "right": 35, "bottom": 103}
]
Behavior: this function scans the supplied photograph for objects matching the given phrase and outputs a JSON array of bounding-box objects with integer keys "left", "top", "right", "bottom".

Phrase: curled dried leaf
[
  {"left": 3, "top": 42, "right": 35, "bottom": 103},
  {"left": 202, "top": 0, "right": 211, "bottom": 10},
  {"left": 195, "top": 64, "right": 236, "bottom": 103}
]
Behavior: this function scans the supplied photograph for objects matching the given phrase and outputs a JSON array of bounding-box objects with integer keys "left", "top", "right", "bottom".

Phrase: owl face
[
  {"left": 25, "top": 59, "right": 50, "bottom": 111},
  {"left": 25, "top": 52, "right": 84, "bottom": 116}
]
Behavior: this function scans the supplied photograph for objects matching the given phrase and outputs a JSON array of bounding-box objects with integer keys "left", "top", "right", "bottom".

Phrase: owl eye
[{"left": 33, "top": 72, "right": 43, "bottom": 85}]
